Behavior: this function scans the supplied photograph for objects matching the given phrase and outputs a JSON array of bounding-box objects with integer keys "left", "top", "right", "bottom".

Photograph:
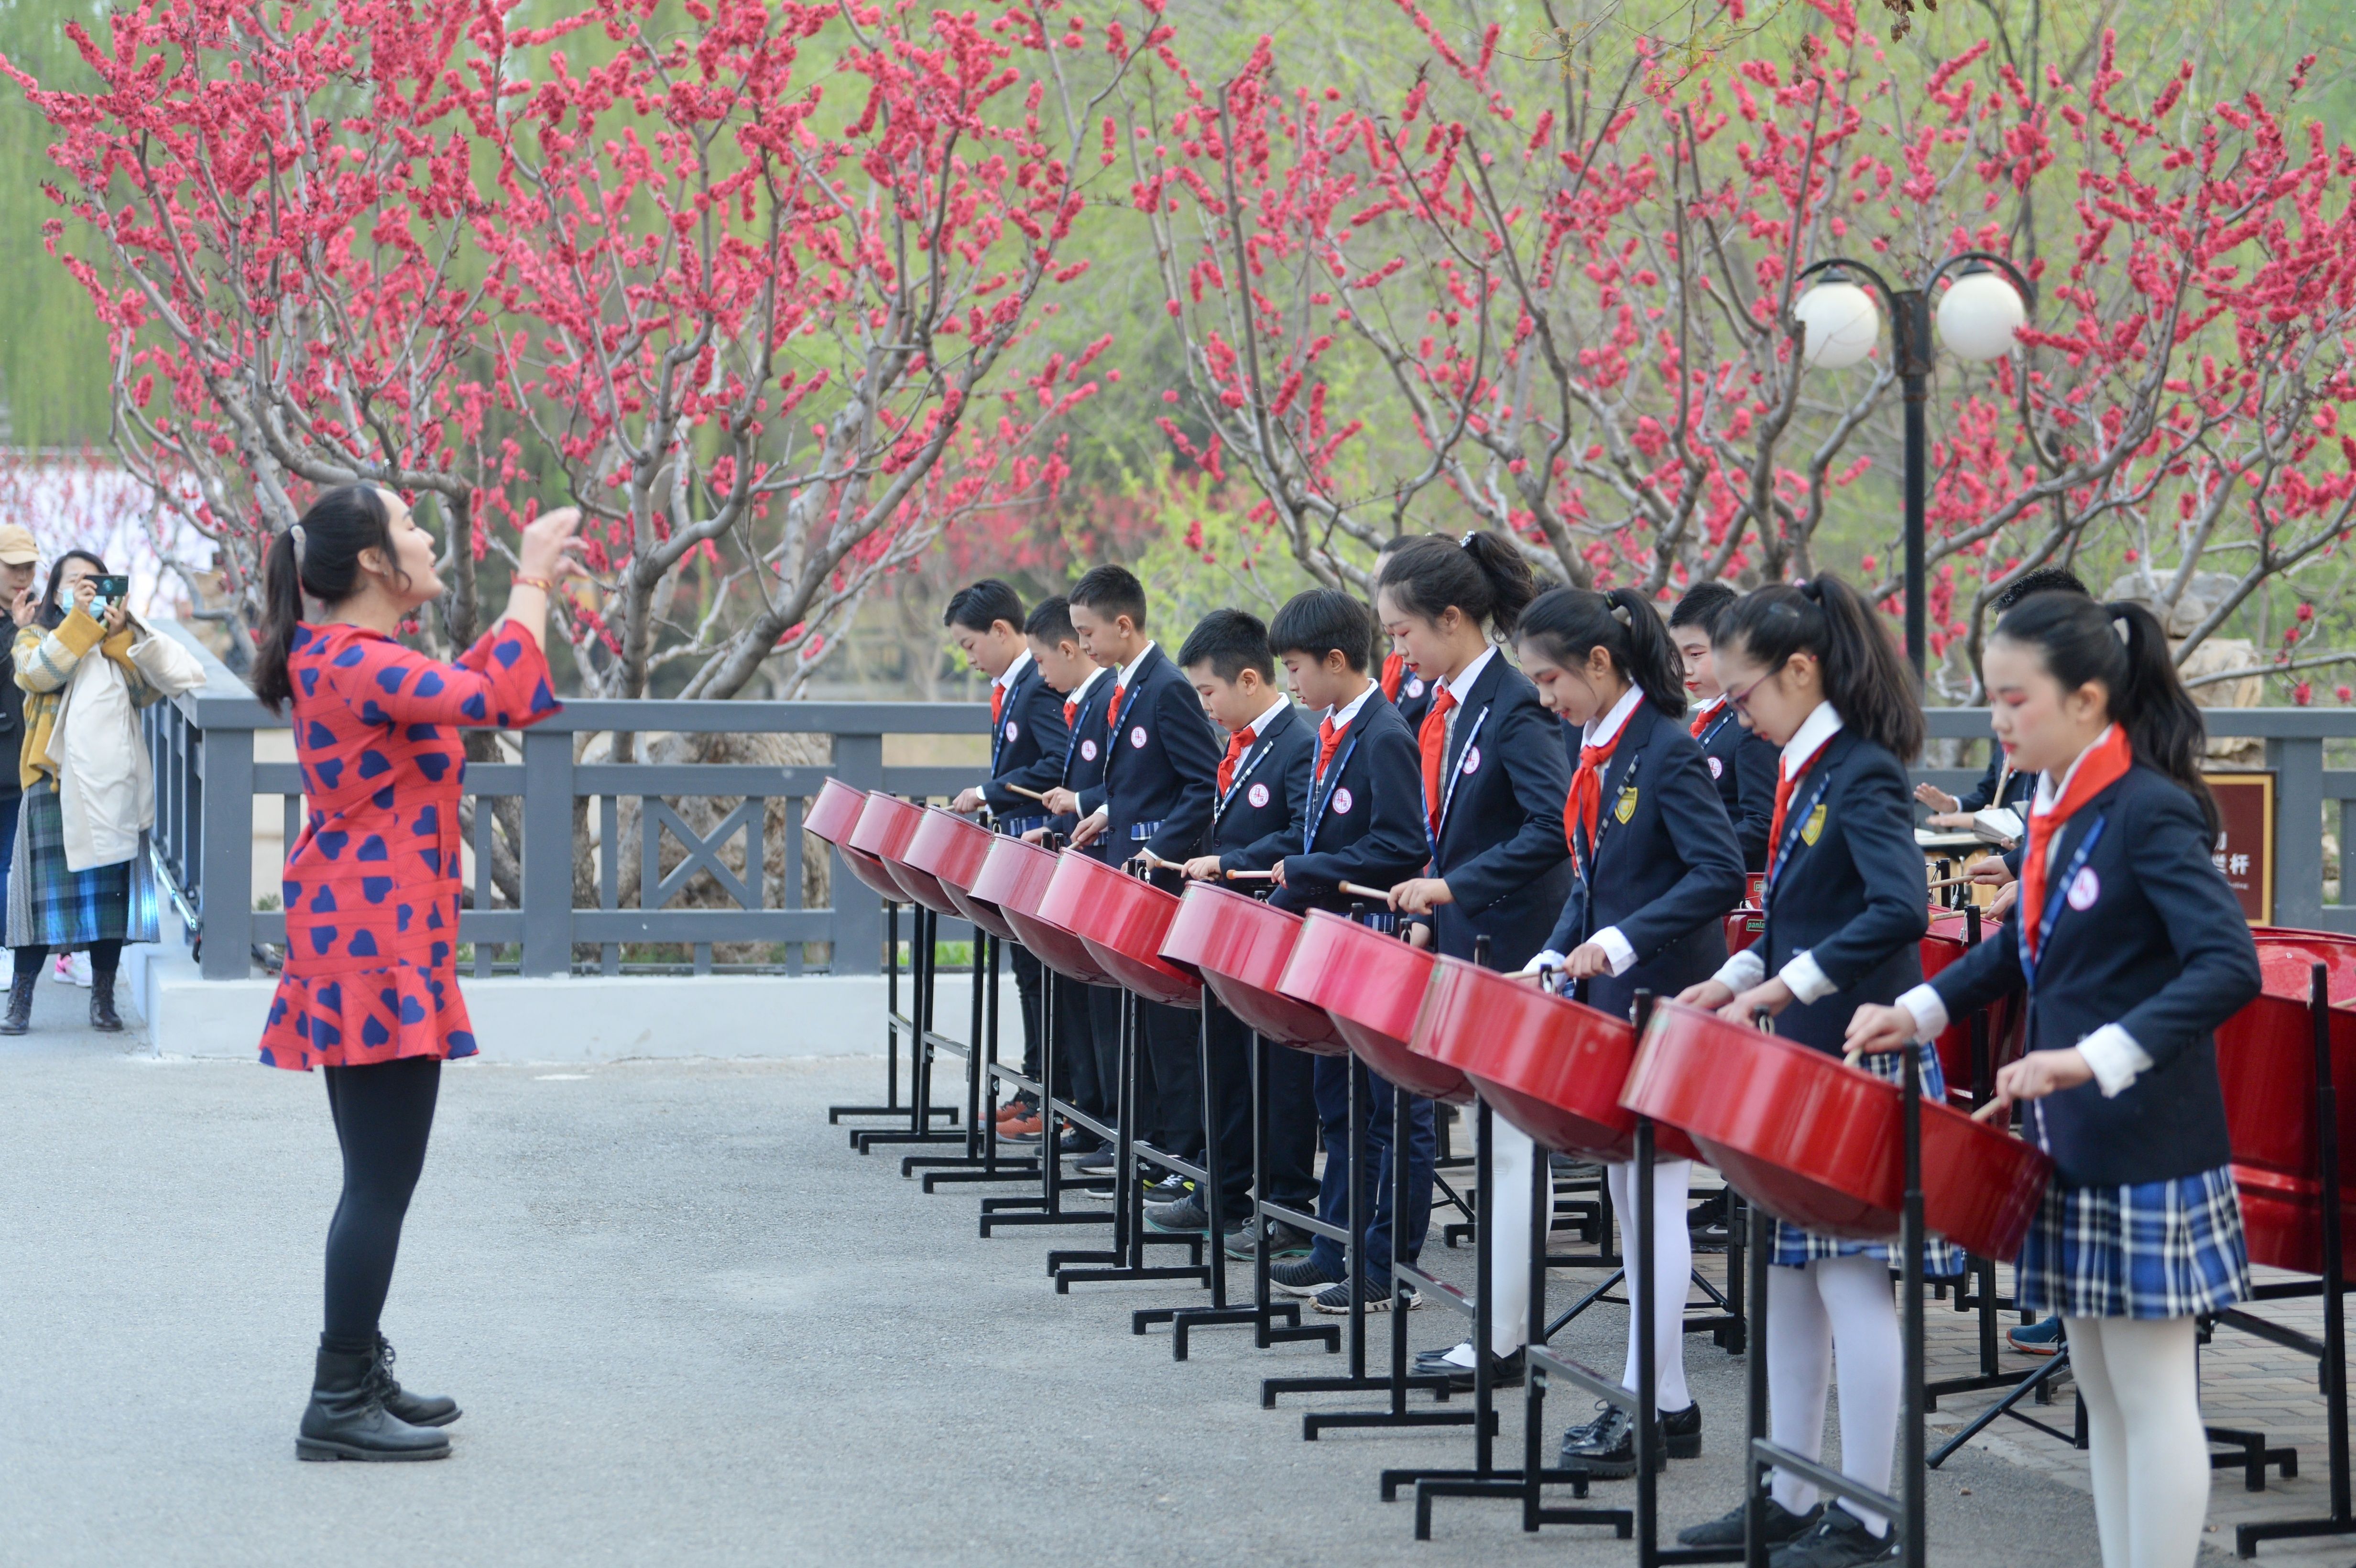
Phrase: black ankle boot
[
  {"left": 0, "top": 973, "right": 33, "bottom": 1035},
  {"left": 296, "top": 1343, "right": 451, "bottom": 1461},
  {"left": 370, "top": 1335, "right": 459, "bottom": 1428},
  {"left": 89, "top": 973, "right": 121, "bottom": 1033}
]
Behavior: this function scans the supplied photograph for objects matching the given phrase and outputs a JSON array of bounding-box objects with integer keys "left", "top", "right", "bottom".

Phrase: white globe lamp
[
  {"left": 1792, "top": 274, "right": 1882, "bottom": 370},
  {"left": 1936, "top": 263, "right": 2027, "bottom": 363}
]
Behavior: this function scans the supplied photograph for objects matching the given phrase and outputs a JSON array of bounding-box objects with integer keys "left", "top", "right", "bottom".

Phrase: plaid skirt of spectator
[
  {"left": 5, "top": 779, "right": 158, "bottom": 952},
  {"left": 2014, "top": 1164, "right": 2249, "bottom": 1320},
  {"left": 1767, "top": 1039, "right": 1964, "bottom": 1277}
]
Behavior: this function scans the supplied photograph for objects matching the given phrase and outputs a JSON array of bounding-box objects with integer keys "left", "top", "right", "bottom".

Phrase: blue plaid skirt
[
  {"left": 1768, "top": 1040, "right": 1964, "bottom": 1277},
  {"left": 2014, "top": 1164, "right": 2249, "bottom": 1319},
  {"left": 4, "top": 780, "right": 158, "bottom": 951}
]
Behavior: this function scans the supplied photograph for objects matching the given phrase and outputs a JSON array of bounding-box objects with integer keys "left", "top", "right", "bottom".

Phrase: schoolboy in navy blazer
[
  {"left": 1273, "top": 691, "right": 1428, "bottom": 914},
  {"left": 1695, "top": 702, "right": 1778, "bottom": 871},
  {"left": 1712, "top": 715, "right": 1928, "bottom": 1055},
  {"left": 1896, "top": 762, "right": 2258, "bottom": 1187},
  {"left": 1074, "top": 640, "right": 1221, "bottom": 863},
  {"left": 1426, "top": 649, "right": 1574, "bottom": 968},
  {"left": 1542, "top": 697, "right": 1742, "bottom": 1021},
  {"left": 1046, "top": 664, "right": 1114, "bottom": 849},
  {"left": 979, "top": 657, "right": 1069, "bottom": 832},
  {"left": 1205, "top": 703, "right": 1312, "bottom": 872}
]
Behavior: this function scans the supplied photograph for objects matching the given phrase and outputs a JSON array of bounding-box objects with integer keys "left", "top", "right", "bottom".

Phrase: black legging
[
  {"left": 14, "top": 939, "right": 123, "bottom": 981},
  {"left": 320, "top": 1055, "right": 441, "bottom": 1351}
]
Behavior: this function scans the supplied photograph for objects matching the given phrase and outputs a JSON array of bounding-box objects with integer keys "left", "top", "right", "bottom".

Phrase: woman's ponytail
[
  {"left": 1376, "top": 529, "right": 1538, "bottom": 640},
  {"left": 1716, "top": 573, "right": 1923, "bottom": 761},
  {"left": 249, "top": 484, "right": 401, "bottom": 715},
  {"left": 1519, "top": 585, "right": 1687, "bottom": 718},
  {"left": 1993, "top": 592, "right": 2217, "bottom": 833}
]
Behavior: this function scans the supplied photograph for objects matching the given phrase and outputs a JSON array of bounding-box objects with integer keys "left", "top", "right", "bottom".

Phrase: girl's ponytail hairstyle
[
  {"left": 1376, "top": 530, "right": 1538, "bottom": 639},
  {"left": 1716, "top": 573, "right": 1923, "bottom": 761},
  {"left": 1518, "top": 586, "right": 1688, "bottom": 718},
  {"left": 1991, "top": 592, "right": 2216, "bottom": 833},
  {"left": 251, "top": 484, "right": 403, "bottom": 713}
]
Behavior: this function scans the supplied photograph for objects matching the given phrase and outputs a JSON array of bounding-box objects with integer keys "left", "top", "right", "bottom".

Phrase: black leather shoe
[
  {"left": 370, "top": 1336, "right": 459, "bottom": 1428},
  {"left": 1768, "top": 1503, "right": 1900, "bottom": 1566},
  {"left": 1560, "top": 1399, "right": 1702, "bottom": 1477},
  {"left": 0, "top": 973, "right": 32, "bottom": 1035},
  {"left": 1678, "top": 1497, "right": 1821, "bottom": 1548},
  {"left": 89, "top": 977, "right": 122, "bottom": 1033},
  {"left": 1411, "top": 1348, "right": 1523, "bottom": 1390},
  {"left": 296, "top": 1345, "right": 451, "bottom": 1461}
]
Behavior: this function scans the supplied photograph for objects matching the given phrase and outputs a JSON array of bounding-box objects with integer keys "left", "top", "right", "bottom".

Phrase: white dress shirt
[{"left": 1536, "top": 684, "right": 1647, "bottom": 980}]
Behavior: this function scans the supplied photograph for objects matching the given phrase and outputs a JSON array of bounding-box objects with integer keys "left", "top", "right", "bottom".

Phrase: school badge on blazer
[
  {"left": 1614, "top": 787, "right": 1637, "bottom": 825},
  {"left": 1801, "top": 802, "right": 1827, "bottom": 846}
]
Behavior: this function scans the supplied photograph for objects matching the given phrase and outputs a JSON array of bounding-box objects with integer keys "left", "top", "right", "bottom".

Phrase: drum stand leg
[
  {"left": 912, "top": 932, "right": 1047, "bottom": 1184},
  {"left": 1053, "top": 988, "right": 1208, "bottom": 1290},
  {"left": 831, "top": 897, "right": 954, "bottom": 1126},
  {"left": 2234, "top": 962, "right": 2356, "bottom": 1555},
  {"left": 1271, "top": 1056, "right": 1456, "bottom": 1419},
  {"left": 982, "top": 965, "right": 1118, "bottom": 1232},
  {"left": 857, "top": 905, "right": 966, "bottom": 1152}
]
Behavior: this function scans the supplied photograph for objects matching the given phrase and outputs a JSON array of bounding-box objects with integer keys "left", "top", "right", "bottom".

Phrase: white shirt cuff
[
  {"left": 2076, "top": 1025, "right": 2154, "bottom": 1098},
  {"left": 1778, "top": 950, "right": 1836, "bottom": 1005},
  {"left": 1592, "top": 926, "right": 1637, "bottom": 977},
  {"left": 1896, "top": 983, "right": 1949, "bottom": 1043},
  {"left": 1087, "top": 805, "right": 1108, "bottom": 825},
  {"left": 1713, "top": 946, "right": 1766, "bottom": 994}
]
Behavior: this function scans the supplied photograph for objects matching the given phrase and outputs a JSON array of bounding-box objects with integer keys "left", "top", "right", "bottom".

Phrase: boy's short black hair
[
  {"left": 1993, "top": 565, "right": 2088, "bottom": 612},
  {"left": 1668, "top": 580, "right": 1740, "bottom": 634},
  {"left": 1069, "top": 564, "right": 1149, "bottom": 630},
  {"left": 943, "top": 577, "right": 1025, "bottom": 634},
  {"left": 1268, "top": 588, "right": 1374, "bottom": 672},
  {"left": 1178, "top": 608, "right": 1275, "bottom": 685},
  {"left": 1024, "top": 594, "right": 1077, "bottom": 645}
]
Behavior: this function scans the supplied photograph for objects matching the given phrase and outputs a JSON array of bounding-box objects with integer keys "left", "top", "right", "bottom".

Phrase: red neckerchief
[
  {"left": 1316, "top": 714, "right": 1347, "bottom": 781},
  {"left": 2018, "top": 726, "right": 2132, "bottom": 959},
  {"left": 1689, "top": 693, "right": 1727, "bottom": 740},
  {"left": 1765, "top": 732, "right": 1840, "bottom": 875},
  {"left": 1418, "top": 685, "right": 1459, "bottom": 836},
  {"left": 1217, "top": 725, "right": 1256, "bottom": 797},
  {"left": 991, "top": 686, "right": 1005, "bottom": 728},
  {"left": 1563, "top": 703, "right": 1636, "bottom": 874},
  {"left": 1381, "top": 652, "right": 1405, "bottom": 702}
]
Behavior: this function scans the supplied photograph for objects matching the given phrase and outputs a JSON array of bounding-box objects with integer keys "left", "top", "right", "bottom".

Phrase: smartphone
[{"left": 89, "top": 575, "right": 131, "bottom": 615}]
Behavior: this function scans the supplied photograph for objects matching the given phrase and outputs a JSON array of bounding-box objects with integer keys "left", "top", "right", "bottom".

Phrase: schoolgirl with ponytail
[
  {"left": 1516, "top": 585, "right": 1743, "bottom": 1478},
  {"left": 1672, "top": 573, "right": 1952, "bottom": 1561},
  {"left": 1370, "top": 531, "right": 1571, "bottom": 1372},
  {"left": 255, "top": 484, "right": 582, "bottom": 1467},
  {"left": 1847, "top": 594, "right": 2260, "bottom": 1568}
]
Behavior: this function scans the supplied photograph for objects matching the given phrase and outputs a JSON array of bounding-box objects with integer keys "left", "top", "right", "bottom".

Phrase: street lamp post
[{"left": 1789, "top": 253, "right": 2034, "bottom": 675}]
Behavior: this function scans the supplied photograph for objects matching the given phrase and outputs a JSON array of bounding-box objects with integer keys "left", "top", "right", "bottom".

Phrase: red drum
[
  {"left": 1161, "top": 884, "right": 1347, "bottom": 1051},
  {"left": 1035, "top": 852, "right": 1201, "bottom": 1008},
  {"left": 843, "top": 793, "right": 925, "bottom": 902},
  {"left": 1726, "top": 909, "right": 1766, "bottom": 955},
  {"left": 805, "top": 777, "right": 870, "bottom": 847},
  {"left": 2217, "top": 926, "right": 2356, "bottom": 1274},
  {"left": 1624, "top": 1002, "right": 2052, "bottom": 1259},
  {"left": 979, "top": 841, "right": 1112, "bottom": 983},
  {"left": 1410, "top": 955, "right": 1700, "bottom": 1162},
  {"left": 901, "top": 807, "right": 1003, "bottom": 929},
  {"left": 1277, "top": 912, "right": 1470, "bottom": 1103},
  {"left": 1920, "top": 910, "right": 2024, "bottom": 1110}
]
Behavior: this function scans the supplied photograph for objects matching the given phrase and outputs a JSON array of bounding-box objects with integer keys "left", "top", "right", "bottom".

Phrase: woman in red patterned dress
[{"left": 250, "top": 483, "right": 579, "bottom": 1462}]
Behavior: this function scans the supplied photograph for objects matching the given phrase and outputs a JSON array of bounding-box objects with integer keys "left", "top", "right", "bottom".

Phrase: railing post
[
  {"left": 833, "top": 730, "right": 884, "bottom": 975},
  {"left": 2271, "top": 734, "right": 2326, "bottom": 928},
  {"left": 197, "top": 724, "right": 253, "bottom": 980},
  {"left": 520, "top": 728, "right": 575, "bottom": 976}
]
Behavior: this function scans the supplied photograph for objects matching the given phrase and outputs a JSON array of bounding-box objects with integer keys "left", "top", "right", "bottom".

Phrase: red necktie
[
  {"left": 1563, "top": 723, "right": 1626, "bottom": 874},
  {"left": 2019, "top": 726, "right": 2133, "bottom": 959},
  {"left": 1218, "top": 726, "right": 1256, "bottom": 796},
  {"left": 1418, "top": 686, "right": 1460, "bottom": 836},
  {"left": 1766, "top": 735, "right": 1840, "bottom": 875},
  {"left": 1689, "top": 694, "right": 1724, "bottom": 740},
  {"left": 1063, "top": 697, "right": 1078, "bottom": 727},
  {"left": 1316, "top": 716, "right": 1348, "bottom": 781},
  {"left": 991, "top": 686, "right": 1005, "bottom": 728},
  {"left": 1381, "top": 653, "right": 1405, "bottom": 702},
  {"left": 1111, "top": 684, "right": 1126, "bottom": 727}
]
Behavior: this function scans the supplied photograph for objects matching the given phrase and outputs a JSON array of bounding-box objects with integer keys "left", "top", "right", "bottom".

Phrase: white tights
[
  {"left": 2067, "top": 1315, "right": 2209, "bottom": 1568},
  {"left": 1605, "top": 1157, "right": 1693, "bottom": 1412},
  {"left": 1485, "top": 1117, "right": 1541, "bottom": 1359},
  {"left": 1767, "top": 1255, "right": 1901, "bottom": 1535}
]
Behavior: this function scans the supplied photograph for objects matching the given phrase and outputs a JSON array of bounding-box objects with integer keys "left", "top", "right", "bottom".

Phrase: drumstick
[
  {"left": 1338, "top": 881, "right": 1393, "bottom": 902},
  {"left": 1924, "top": 873, "right": 1978, "bottom": 892},
  {"left": 1002, "top": 784, "right": 1049, "bottom": 804},
  {"left": 1971, "top": 1097, "right": 2011, "bottom": 1123},
  {"left": 1224, "top": 870, "right": 1276, "bottom": 882}
]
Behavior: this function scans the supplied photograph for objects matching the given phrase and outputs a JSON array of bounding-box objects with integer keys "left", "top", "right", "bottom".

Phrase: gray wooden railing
[{"left": 138, "top": 621, "right": 2356, "bottom": 981}]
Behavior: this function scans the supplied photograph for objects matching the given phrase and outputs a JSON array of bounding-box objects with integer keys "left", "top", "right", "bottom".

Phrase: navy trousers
[{"left": 1306, "top": 1054, "right": 1435, "bottom": 1282}]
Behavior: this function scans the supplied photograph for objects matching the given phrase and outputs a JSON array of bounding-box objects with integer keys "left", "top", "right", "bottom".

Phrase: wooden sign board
[{"left": 2205, "top": 771, "right": 2275, "bottom": 926}]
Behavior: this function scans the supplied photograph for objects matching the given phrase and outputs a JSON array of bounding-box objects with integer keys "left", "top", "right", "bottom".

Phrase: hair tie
[
  {"left": 1459, "top": 530, "right": 1478, "bottom": 549},
  {"left": 289, "top": 523, "right": 308, "bottom": 576},
  {"left": 2113, "top": 615, "right": 2131, "bottom": 643},
  {"left": 1798, "top": 578, "right": 1823, "bottom": 603},
  {"left": 1611, "top": 604, "right": 1633, "bottom": 626}
]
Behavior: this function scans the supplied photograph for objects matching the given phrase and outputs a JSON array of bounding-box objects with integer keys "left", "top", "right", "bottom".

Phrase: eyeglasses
[{"left": 1723, "top": 661, "right": 1785, "bottom": 714}]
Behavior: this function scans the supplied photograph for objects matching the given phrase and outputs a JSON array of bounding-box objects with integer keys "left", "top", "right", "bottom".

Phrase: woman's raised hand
[{"left": 518, "top": 507, "right": 587, "bottom": 583}]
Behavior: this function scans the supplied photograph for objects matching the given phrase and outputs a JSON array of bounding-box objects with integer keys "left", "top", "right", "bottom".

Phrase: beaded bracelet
[{"left": 514, "top": 574, "right": 555, "bottom": 592}]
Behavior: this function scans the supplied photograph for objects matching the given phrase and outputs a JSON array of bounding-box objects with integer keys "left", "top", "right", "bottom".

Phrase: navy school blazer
[
  {"left": 1545, "top": 700, "right": 1744, "bottom": 1021},
  {"left": 1272, "top": 688, "right": 1429, "bottom": 915},
  {"left": 981, "top": 659, "right": 1071, "bottom": 824},
  {"left": 1075, "top": 643, "right": 1222, "bottom": 864},
  {"left": 1694, "top": 699, "right": 1779, "bottom": 872},
  {"left": 1926, "top": 762, "right": 2260, "bottom": 1188},
  {"left": 1047, "top": 672, "right": 1114, "bottom": 850},
  {"left": 1756, "top": 727, "right": 1930, "bottom": 1054},
  {"left": 1427, "top": 653, "right": 1574, "bottom": 969},
  {"left": 1206, "top": 702, "right": 1313, "bottom": 871}
]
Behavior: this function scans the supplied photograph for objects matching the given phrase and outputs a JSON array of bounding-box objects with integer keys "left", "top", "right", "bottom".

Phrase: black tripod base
[
  {"left": 2237, "top": 1512, "right": 2356, "bottom": 1557},
  {"left": 1262, "top": 1371, "right": 1457, "bottom": 1408},
  {"left": 1309, "top": 1405, "right": 1479, "bottom": 1441},
  {"left": 1396, "top": 1471, "right": 1619, "bottom": 1542},
  {"left": 828, "top": 1102, "right": 955, "bottom": 1124},
  {"left": 1056, "top": 1263, "right": 1210, "bottom": 1292},
  {"left": 910, "top": 1158, "right": 1042, "bottom": 1185},
  {"left": 2207, "top": 1425, "right": 2298, "bottom": 1492},
  {"left": 851, "top": 1127, "right": 966, "bottom": 1153}
]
